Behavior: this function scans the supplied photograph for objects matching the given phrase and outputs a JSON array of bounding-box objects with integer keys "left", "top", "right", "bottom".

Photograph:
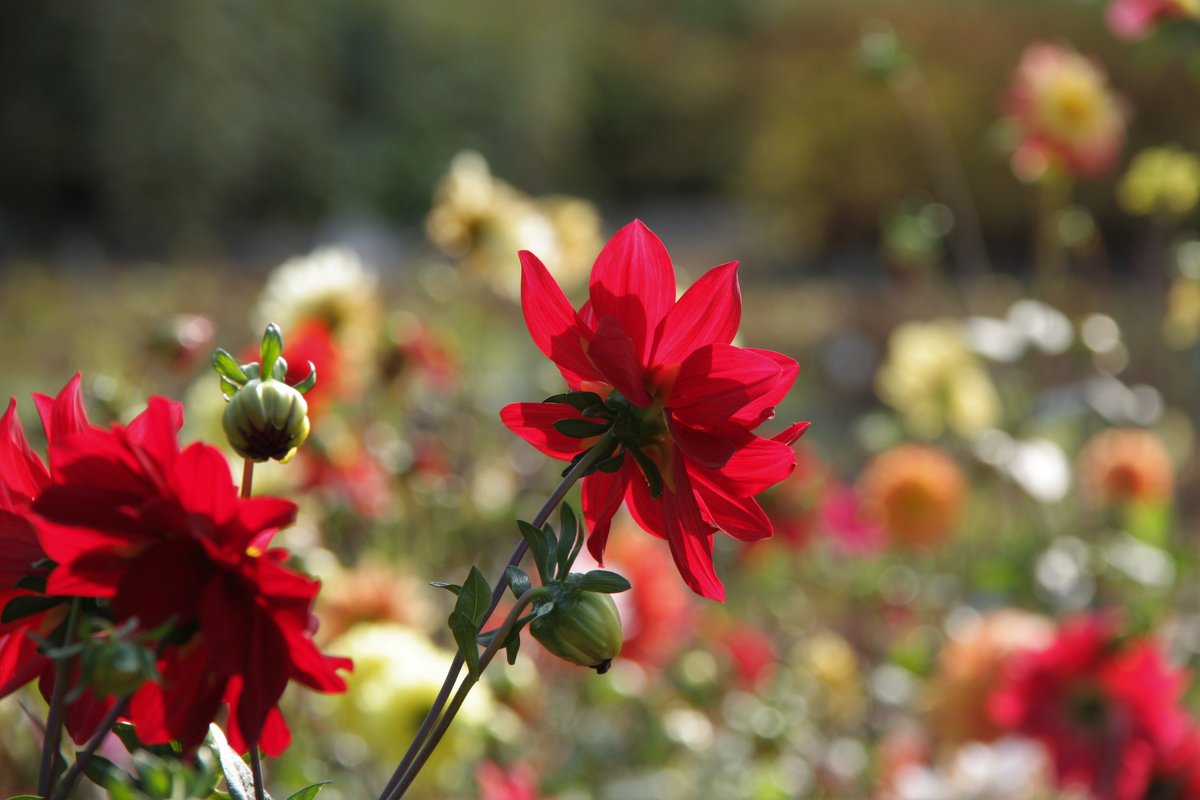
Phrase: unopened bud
[
  {"left": 222, "top": 379, "right": 311, "bottom": 463},
  {"left": 530, "top": 591, "right": 622, "bottom": 673}
]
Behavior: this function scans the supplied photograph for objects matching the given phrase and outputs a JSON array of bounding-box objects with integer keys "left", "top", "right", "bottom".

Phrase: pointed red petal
[
  {"left": 588, "top": 221, "right": 676, "bottom": 363},
  {"left": 669, "top": 421, "right": 740, "bottom": 470},
  {"left": 651, "top": 261, "right": 741, "bottom": 369},
  {"left": 582, "top": 463, "right": 633, "bottom": 564},
  {"left": 690, "top": 469, "right": 774, "bottom": 541},
  {"left": 711, "top": 435, "right": 797, "bottom": 496},
  {"left": 124, "top": 397, "right": 184, "bottom": 471},
  {"left": 772, "top": 421, "right": 811, "bottom": 445},
  {"left": 34, "top": 373, "right": 90, "bottom": 444},
  {"left": 660, "top": 464, "right": 724, "bottom": 601},
  {"left": 520, "top": 251, "right": 599, "bottom": 387},
  {"left": 0, "top": 398, "right": 49, "bottom": 499},
  {"left": 624, "top": 473, "right": 668, "bottom": 540},
  {"left": 171, "top": 443, "right": 238, "bottom": 528},
  {"left": 586, "top": 317, "right": 652, "bottom": 406},
  {"left": 668, "top": 344, "right": 783, "bottom": 425},
  {"left": 500, "top": 403, "right": 593, "bottom": 460},
  {"left": 729, "top": 349, "right": 799, "bottom": 427}
]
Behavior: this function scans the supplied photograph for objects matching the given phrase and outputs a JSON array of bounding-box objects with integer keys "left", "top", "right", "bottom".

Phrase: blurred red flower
[
  {"left": 33, "top": 395, "right": 350, "bottom": 755},
  {"left": 502, "top": 221, "right": 807, "bottom": 600},
  {"left": 989, "top": 614, "right": 1188, "bottom": 800},
  {"left": 476, "top": 761, "right": 549, "bottom": 800}
]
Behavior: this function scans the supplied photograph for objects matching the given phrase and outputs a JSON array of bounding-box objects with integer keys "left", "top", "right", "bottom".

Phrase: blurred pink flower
[
  {"left": 1107, "top": 0, "right": 1200, "bottom": 39},
  {"left": 476, "top": 762, "right": 549, "bottom": 800},
  {"left": 818, "top": 482, "right": 885, "bottom": 555},
  {"left": 1004, "top": 43, "right": 1127, "bottom": 179}
]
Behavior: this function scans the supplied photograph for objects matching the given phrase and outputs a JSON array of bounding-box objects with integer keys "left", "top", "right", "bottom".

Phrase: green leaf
[
  {"left": 430, "top": 582, "right": 462, "bottom": 596},
  {"left": 449, "top": 610, "right": 481, "bottom": 676},
  {"left": 552, "top": 418, "right": 612, "bottom": 439},
  {"left": 81, "top": 752, "right": 130, "bottom": 789},
  {"left": 556, "top": 504, "right": 578, "bottom": 580},
  {"left": 517, "top": 520, "right": 554, "bottom": 583},
  {"left": 212, "top": 349, "right": 248, "bottom": 385},
  {"left": 259, "top": 324, "right": 284, "bottom": 381},
  {"left": 630, "top": 448, "right": 664, "bottom": 499},
  {"left": 112, "top": 721, "right": 143, "bottom": 754},
  {"left": 504, "top": 566, "right": 532, "bottom": 598},
  {"left": 544, "top": 392, "right": 605, "bottom": 413},
  {"left": 14, "top": 573, "right": 47, "bottom": 593},
  {"left": 454, "top": 567, "right": 491, "bottom": 627},
  {"left": 572, "top": 570, "right": 632, "bottom": 594},
  {"left": 292, "top": 362, "right": 317, "bottom": 394},
  {"left": 594, "top": 451, "right": 626, "bottom": 473},
  {"left": 285, "top": 782, "right": 331, "bottom": 800},
  {"left": 1, "top": 594, "right": 65, "bottom": 624},
  {"left": 505, "top": 630, "right": 521, "bottom": 665},
  {"left": 206, "top": 724, "right": 270, "bottom": 800}
]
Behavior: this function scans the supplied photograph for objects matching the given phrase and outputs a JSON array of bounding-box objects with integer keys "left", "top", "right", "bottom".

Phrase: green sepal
[
  {"left": 259, "top": 324, "right": 284, "bottom": 382},
  {"left": 552, "top": 418, "right": 612, "bottom": 439},
  {"left": 504, "top": 566, "right": 532, "bottom": 599},
  {"left": 82, "top": 752, "right": 131, "bottom": 790},
  {"left": 14, "top": 573, "right": 47, "bottom": 593},
  {"left": 241, "top": 363, "right": 262, "bottom": 381},
  {"left": 219, "top": 376, "right": 241, "bottom": 399},
  {"left": 212, "top": 349, "right": 248, "bottom": 385},
  {"left": 594, "top": 451, "right": 626, "bottom": 473},
  {"left": 449, "top": 610, "right": 481, "bottom": 676},
  {"left": 272, "top": 356, "right": 289, "bottom": 381},
  {"left": 556, "top": 504, "right": 579, "bottom": 580},
  {"left": 2, "top": 594, "right": 65, "bottom": 624},
  {"left": 292, "top": 363, "right": 318, "bottom": 394},
  {"left": 544, "top": 392, "right": 605, "bottom": 414},
  {"left": 517, "top": 520, "right": 555, "bottom": 583},
  {"left": 286, "top": 782, "right": 331, "bottom": 800},
  {"left": 571, "top": 570, "right": 632, "bottom": 594},
  {"left": 505, "top": 631, "right": 521, "bottom": 665},
  {"left": 630, "top": 448, "right": 664, "bottom": 499},
  {"left": 430, "top": 582, "right": 462, "bottom": 596}
]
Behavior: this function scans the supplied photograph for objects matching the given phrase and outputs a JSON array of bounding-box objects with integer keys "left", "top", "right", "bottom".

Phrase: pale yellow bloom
[
  {"left": 1118, "top": 147, "right": 1200, "bottom": 217},
  {"left": 876, "top": 320, "right": 1001, "bottom": 439}
]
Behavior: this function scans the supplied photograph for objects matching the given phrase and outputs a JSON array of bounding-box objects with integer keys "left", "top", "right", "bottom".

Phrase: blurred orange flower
[
  {"left": 856, "top": 444, "right": 965, "bottom": 549},
  {"left": 1077, "top": 427, "right": 1174, "bottom": 506}
]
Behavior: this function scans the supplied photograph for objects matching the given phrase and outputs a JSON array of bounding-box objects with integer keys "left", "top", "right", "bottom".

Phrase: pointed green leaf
[
  {"left": 630, "top": 448, "right": 664, "bottom": 499},
  {"left": 553, "top": 419, "right": 612, "bottom": 439},
  {"left": 573, "top": 570, "right": 632, "bottom": 594},
  {"left": 449, "top": 610, "right": 481, "bottom": 676},
  {"left": 207, "top": 724, "right": 266, "bottom": 800},
  {"left": 2, "top": 595, "right": 65, "bottom": 624},
  {"left": 81, "top": 751, "right": 129, "bottom": 788},
  {"left": 285, "top": 782, "right": 331, "bottom": 800},
  {"left": 272, "top": 356, "right": 289, "bottom": 381},
  {"left": 544, "top": 392, "right": 605, "bottom": 413},
  {"left": 594, "top": 451, "right": 626, "bottom": 473},
  {"left": 430, "top": 582, "right": 462, "bottom": 596},
  {"left": 292, "top": 363, "right": 318, "bottom": 394},
  {"left": 505, "top": 630, "right": 521, "bottom": 665},
  {"left": 212, "top": 349, "right": 248, "bottom": 384},
  {"left": 220, "top": 376, "right": 241, "bottom": 398},
  {"left": 556, "top": 504, "right": 578, "bottom": 580},
  {"left": 453, "top": 566, "right": 491, "bottom": 627},
  {"left": 504, "top": 566, "right": 532, "bottom": 598},
  {"left": 517, "top": 520, "right": 554, "bottom": 583},
  {"left": 260, "top": 324, "right": 284, "bottom": 381}
]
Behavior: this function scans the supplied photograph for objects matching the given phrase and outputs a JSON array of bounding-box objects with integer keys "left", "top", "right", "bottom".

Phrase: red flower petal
[
  {"left": 588, "top": 221, "right": 676, "bottom": 364},
  {"left": 772, "top": 421, "right": 811, "bottom": 445},
  {"left": 689, "top": 469, "right": 773, "bottom": 541},
  {"left": 500, "top": 403, "right": 595, "bottom": 461},
  {"left": 583, "top": 462, "right": 634, "bottom": 564},
  {"left": 711, "top": 434, "right": 798, "bottom": 496},
  {"left": 669, "top": 421, "right": 740, "bottom": 470},
  {"left": 729, "top": 349, "right": 799, "bottom": 427},
  {"left": 651, "top": 261, "right": 741, "bottom": 369},
  {"left": 0, "top": 398, "right": 49, "bottom": 499},
  {"left": 586, "top": 317, "right": 653, "bottom": 406},
  {"left": 520, "top": 250, "right": 599, "bottom": 387},
  {"left": 668, "top": 344, "right": 783, "bottom": 425},
  {"left": 33, "top": 373, "right": 89, "bottom": 445},
  {"left": 661, "top": 464, "right": 724, "bottom": 601}
]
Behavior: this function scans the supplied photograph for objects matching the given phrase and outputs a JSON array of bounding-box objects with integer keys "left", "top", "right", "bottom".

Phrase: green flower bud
[
  {"left": 530, "top": 590, "right": 622, "bottom": 673},
  {"left": 222, "top": 378, "right": 311, "bottom": 463},
  {"left": 85, "top": 640, "right": 154, "bottom": 697}
]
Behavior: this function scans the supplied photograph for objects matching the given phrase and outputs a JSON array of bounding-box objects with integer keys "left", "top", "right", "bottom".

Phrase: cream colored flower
[
  {"left": 425, "top": 151, "right": 600, "bottom": 298},
  {"left": 1118, "top": 147, "right": 1200, "bottom": 218},
  {"left": 876, "top": 320, "right": 1001, "bottom": 439}
]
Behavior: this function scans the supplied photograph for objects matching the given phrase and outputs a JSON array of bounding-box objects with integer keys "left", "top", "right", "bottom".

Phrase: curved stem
[
  {"left": 377, "top": 433, "right": 614, "bottom": 800},
  {"left": 38, "top": 598, "right": 82, "bottom": 799},
  {"left": 389, "top": 590, "right": 539, "bottom": 800},
  {"left": 50, "top": 693, "right": 132, "bottom": 800}
]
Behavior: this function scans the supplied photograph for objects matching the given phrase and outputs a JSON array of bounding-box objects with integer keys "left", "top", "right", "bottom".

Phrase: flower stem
[
  {"left": 377, "top": 433, "right": 615, "bottom": 800},
  {"left": 388, "top": 590, "right": 540, "bottom": 800},
  {"left": 239, "top": 458, "right": 267, "bottom": 800},
  {"left": 50, "top": 693, "right": 132, "bottom": 800},
  {"left": 38, "top": 598, "right": 82, "bottom": 800}
]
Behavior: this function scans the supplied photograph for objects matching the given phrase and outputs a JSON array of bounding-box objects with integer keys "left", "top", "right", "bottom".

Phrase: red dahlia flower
[
  {"left": 989, "top": 614, "right": 1188, "bottom": 800},
  {"left": 501, "top": 221, "right": 807, "bottom": 600},
  {"left": 0, "top": 375, "right": 113, "bottom": 742},
  {"left": 33, "top": 395, "right": 350, "bottom": 755}
]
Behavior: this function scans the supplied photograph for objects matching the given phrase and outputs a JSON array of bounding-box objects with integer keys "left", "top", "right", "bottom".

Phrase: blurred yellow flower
[
  {"left": 1118, "top": 147, "right": 1200, "bottom": 218},
  {"left": 857, "top": 443, "right": 966, "bottom": 549},
  {"left": 1077, "top": 427, "right": 1174, "bottom": 507},
  {"left": 324, "top": 622, "right": 498, "bottom": 767},
  {"left": 1164, "top": 277, "right": 1200, "bottom": 349},
  {"left": 792, "top": 631, "right": 865, "bottom": 723},
  {"left": 876, "top": 320, "right": 1001, "bottom": 439},
  {"left": 425, "top": 151, "right": 601, "bottom": 298}
]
